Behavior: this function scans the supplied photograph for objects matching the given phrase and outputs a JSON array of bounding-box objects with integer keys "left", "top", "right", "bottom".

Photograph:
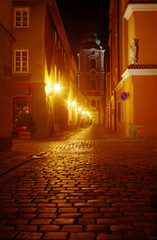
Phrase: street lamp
[
  {"left": 72, "top": 101, "right": 76, "bottom": 107},
  {"left": 45, "top": 83, "right": 61, "bottom": 96},
  {"left": 54, "top": 83, "right": 60, "bottom": 92},
  {"left": 45, "top": 82, "right": 52, "bottom": 96}
]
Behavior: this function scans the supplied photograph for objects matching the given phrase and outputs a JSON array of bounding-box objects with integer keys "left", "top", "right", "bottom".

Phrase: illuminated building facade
[
  {"left": 11, "top": 0, "right": 87, "bottom": 138},
  {"left": 106, "top": 0, "right": 157, "bottom": 137},
  {"left": 77, "top": 32, "right": 105, "bottom": 125},
  {"left": 0, "top": 0, "right": 15, "bottom": 150}
]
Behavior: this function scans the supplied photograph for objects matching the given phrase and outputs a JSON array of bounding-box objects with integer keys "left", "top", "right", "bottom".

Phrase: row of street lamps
[{"left": 45, "top": 82, "right": 92, "bottom": 124}]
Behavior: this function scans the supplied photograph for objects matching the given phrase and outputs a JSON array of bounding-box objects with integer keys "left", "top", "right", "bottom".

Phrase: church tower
[{"left": 77, "top": 32, "right": 105, "bottom": 125}]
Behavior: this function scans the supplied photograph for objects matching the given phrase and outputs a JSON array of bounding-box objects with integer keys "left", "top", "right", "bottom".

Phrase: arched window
[
  {"left": 91, "top": 80, "right": 96, "bottom": 90},
  {"left": 90, "top": 58, "right": 96, "bottom": 69}
]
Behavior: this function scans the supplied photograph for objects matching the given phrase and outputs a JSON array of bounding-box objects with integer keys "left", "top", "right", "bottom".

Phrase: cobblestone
[{"left": 0, "top": 126, "right": 157, "bottom": 239}]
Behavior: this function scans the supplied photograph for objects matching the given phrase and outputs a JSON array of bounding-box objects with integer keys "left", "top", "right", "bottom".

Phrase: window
[
  {"left": 90, "top": 58, "right": 96, "bottom": 69},
  {"left": 14, "top": 50, "right": 29, "bottom": 73},
  {"left": 14, "top": 8, "right": 29, "bottom": 28}
]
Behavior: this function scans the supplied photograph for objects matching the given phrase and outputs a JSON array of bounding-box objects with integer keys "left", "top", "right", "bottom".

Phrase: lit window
[
  {"left": 14, "top": 8, "right": 29, "bottom": 28},
  {"left": 14, "top": 50, "right": 29, "bottom": 73}
]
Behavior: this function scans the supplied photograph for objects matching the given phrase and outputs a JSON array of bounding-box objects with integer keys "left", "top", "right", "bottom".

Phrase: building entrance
[{"left": 12, "top": 96, "right": 32, "bottom": 138}]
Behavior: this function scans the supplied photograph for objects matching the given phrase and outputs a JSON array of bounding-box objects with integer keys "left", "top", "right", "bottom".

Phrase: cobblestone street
[{"left": 0, "top": 126, "right": 157, "bottom": 240}]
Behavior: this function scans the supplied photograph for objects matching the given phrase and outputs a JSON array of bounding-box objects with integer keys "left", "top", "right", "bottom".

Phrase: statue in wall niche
[{"left": 129, "top": 38, "right": 138, "bottom": 65}]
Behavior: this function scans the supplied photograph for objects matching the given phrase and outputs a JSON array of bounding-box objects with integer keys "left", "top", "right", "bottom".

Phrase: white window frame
[
  {"left": 14, "top": 7, "right": 29, "bottom": 28},
  {"left": 14, "top": 49, "right": 29, "bottom": 73}
]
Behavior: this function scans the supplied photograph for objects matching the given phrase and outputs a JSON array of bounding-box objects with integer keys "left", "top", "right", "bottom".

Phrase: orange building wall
[
  {"left": 116, "top": 75, "right": 157, "bottom": 137},
  {"left": 124, "top": 20, "right": 128, "bottom": 71},
  {"left": 13, "top": 2, "right": 45, "bottom": 82},
  {"left": 0, "top": 0, "right": 13, "bottom": 150},
  {"left": 134, "top": 12, "right": 157, "bottom": 64},
  {"left": 12, "top": 2, "right": 50, "bottom": 138},
  {"left": 126, "top": 11, "right": 157, "bottom": 66},
  {"left": 107, "top": 0, "right": 157, "bottom": 138},
  {"left": 133, "top": 75, "right": 157, "bottom": 136},
  {"left": 127, "top": 14, "right": 136, "bottom": 66},
  {"left": 116, "top": 76, "right": 134, "bottom": 137}
]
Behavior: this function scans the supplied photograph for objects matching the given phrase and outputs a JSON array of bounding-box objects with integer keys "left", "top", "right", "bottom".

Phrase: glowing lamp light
[
  {"left": 67, "top": 99, "right": 71, "bottom": 107},
  {"left": 78, "top": 107, "right": 82, "bottom": 112},
  {"left": 54, "top": 84, "right": 60, "bottom": 92},
  {"left": 72, "top": 101, "right": 76, "bottom": 107},
  {"left": 45, "top": 83, "right": 52, "bottom": 95}
]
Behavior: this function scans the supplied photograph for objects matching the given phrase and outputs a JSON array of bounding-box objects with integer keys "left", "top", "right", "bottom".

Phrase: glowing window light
[{"left": 54, "top": 84, "right": 60, "bottom": 92}]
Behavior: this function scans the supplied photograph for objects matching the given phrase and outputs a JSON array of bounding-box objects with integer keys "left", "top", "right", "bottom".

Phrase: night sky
[{"left": 56, "top": 0, "right": 110, "bottom": 61}]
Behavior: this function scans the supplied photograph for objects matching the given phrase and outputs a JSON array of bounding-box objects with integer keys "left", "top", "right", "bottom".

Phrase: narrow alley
[{"left": 0, "top": 126, "right": 157, "bottom": 240}]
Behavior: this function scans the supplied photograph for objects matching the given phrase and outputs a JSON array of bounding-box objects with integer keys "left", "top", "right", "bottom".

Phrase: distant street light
[
  {"left": 72, "top": 101, "right": 76, "bottom": 107},
  {"left": 54, "top": 84, "right": 60, "bottom": 92}
]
